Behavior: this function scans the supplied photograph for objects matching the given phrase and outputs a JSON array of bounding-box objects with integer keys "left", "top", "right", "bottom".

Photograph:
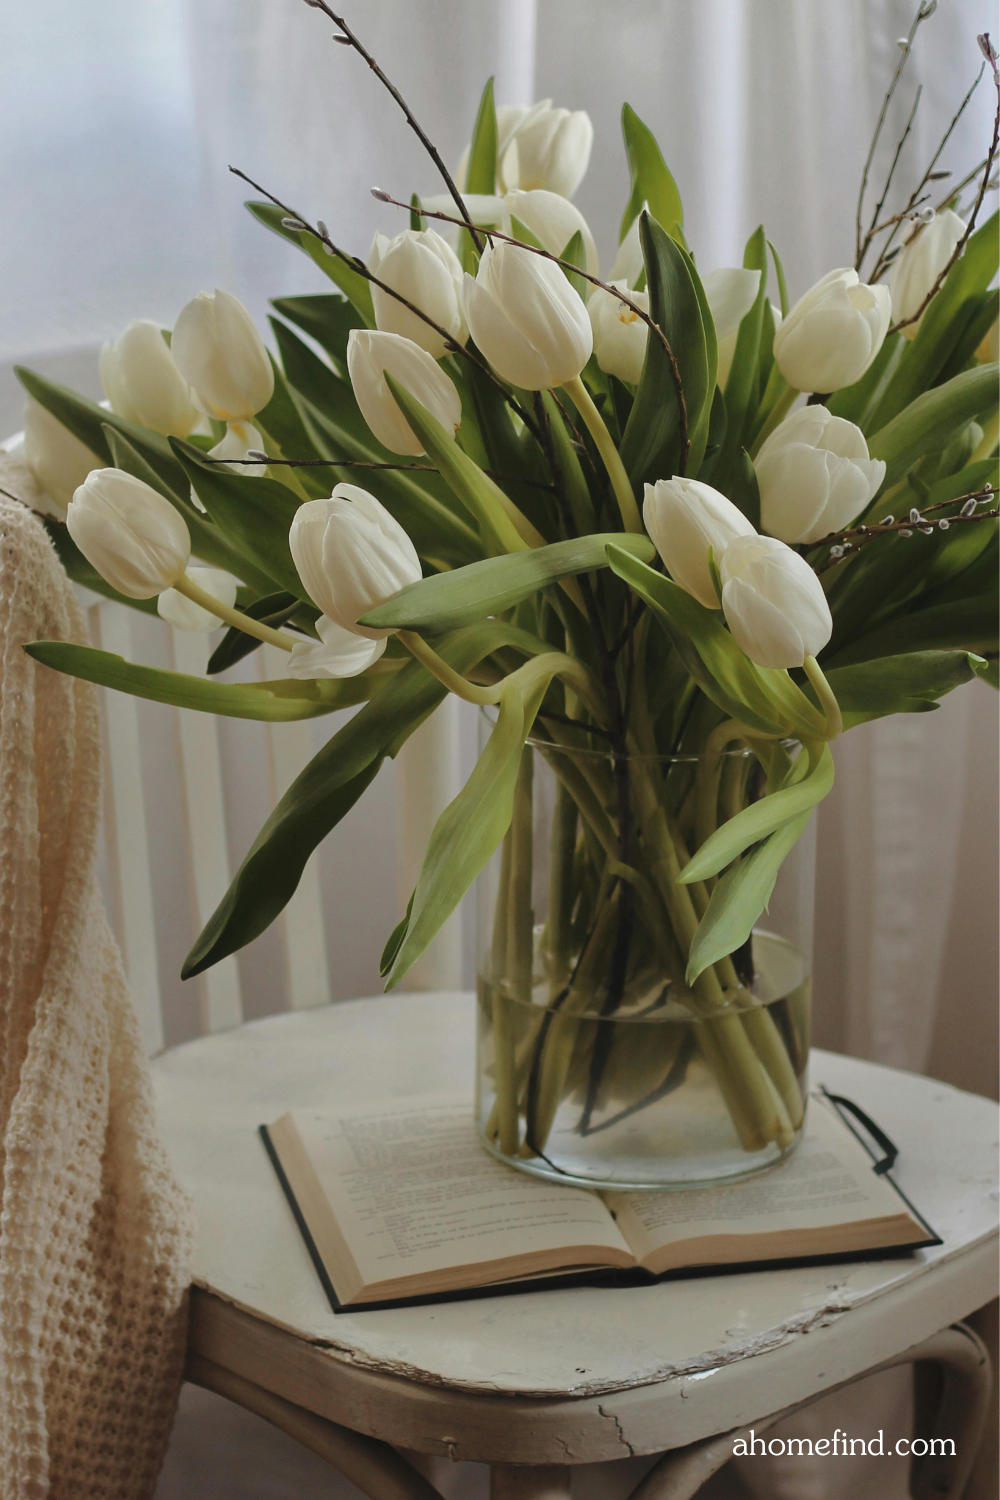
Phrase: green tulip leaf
[
  {"left": 823, "top": 649, "right": 988, "bottom": 725},
  {"left": 383, "top": 675, "right": 527, "bottom": 989},
  {"left": 362, "top": 532, "right": 655, "bottom": 631},
  {"left": 619, "top": 104, "right": 684, "bottom": 244},
  {"left": 466, "top": 76, "right": 498, "bottom": 195},
  {"left": 384, "top": 374, "right": 531, "bottom": 554},
  {"left": 270, "top": 293, "right": 364, "bottom": 376},
  {"left": 22, "top": 640, "right": 361, "bottom": 719},
  {"left": 620, "top": 213, "right": 709, "bottom": 487},
  {"left": 717, "top": 226, "right": 768, "bottom": 483},
  {"left": 867, "top": 362, "right": 1000, "bottom": 491},
  {"left": 181, "top": 621, "right": 526, "bottom": 977},
  {"left": 823, "top": 594, "right": 998, "bottom": 669},
  {"left": 171, "top": 439, "right": 308, "bottom": 601},
  {"left": 680, "top": 742, "right": 833, "bottom": 884},
  {"left": 685, "top": 811, "right": 812, "bottom": 987}
]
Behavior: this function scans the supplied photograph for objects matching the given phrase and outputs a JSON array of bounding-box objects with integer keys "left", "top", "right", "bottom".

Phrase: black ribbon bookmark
[{"left": 820, "top": 1087, "right": 899, "bottom": 1175}]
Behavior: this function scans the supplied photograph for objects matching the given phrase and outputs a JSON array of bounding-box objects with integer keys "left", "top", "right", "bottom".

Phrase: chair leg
[
  {"left": 490, "top": 1465, "right": 572, "bottom": 1499},
  {"left": 624, "top": 1321, "right": 992, "bottom": 1500},
  {"left": 185, "top": 1354, "right": 446, "bottom": 1500}
]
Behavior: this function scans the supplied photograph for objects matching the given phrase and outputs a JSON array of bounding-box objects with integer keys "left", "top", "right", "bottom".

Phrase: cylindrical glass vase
[{"left": 476, "top": 717, "right": 815, "bottom": 1190}]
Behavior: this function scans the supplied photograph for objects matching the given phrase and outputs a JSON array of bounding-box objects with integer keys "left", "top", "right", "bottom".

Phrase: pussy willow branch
[
  {"left": 202, "top": 453, "right": 555, "bottom": 491},
  {"left": 813, "top": 487, "right": 997, "bottom": 572},
  {"left": 373, "top": 189, "right": 691, "bottom": 473},
  {"left": 869, "top": 65, "right": 986, "bottom": 281},
  {"left": 857, "top": 84, "right": 923, "bottom": 274},
  {"left": 855, "top": 0, "right": 934, "bottom": 265},
  {"left": 937, "top": 152, "right": 991, "bottom": 209},
  {"left": 888, "top": 35, "right": 1000, "bottom": 334},
  {"left": 227, "top": 166, "right": 541, "bottom": 442},
  {"left": 301, "top": 0, "right": 484, "bottom": 253}
]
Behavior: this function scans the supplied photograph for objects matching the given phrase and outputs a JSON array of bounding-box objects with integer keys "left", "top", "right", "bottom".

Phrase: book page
[
  {"left": 607, "top": 1095, "right": 924, "bottom": 1273},
  {"left": 278, "top": 1095, "right": 634, "bottom": 1302}
]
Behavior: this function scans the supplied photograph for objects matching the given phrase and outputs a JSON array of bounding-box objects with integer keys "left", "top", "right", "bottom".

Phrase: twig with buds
[
  {"left": 888, "top": 35, "right": 1000, "bottom": 333},
  {"left": 812, "top": 485, "right": 997, "bottom": 572},
  {"left": 300, "top": 0, "right": 484, "bottom": 253},
  {"left": 203, "top": 452, "right": 556, "bottom": 491},
  {"left": 370, "top": 188, "right": 692, "bottom": 474}
]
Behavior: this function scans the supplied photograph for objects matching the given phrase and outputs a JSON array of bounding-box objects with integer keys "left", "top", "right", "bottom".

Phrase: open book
[{"left": 261, "top": 1090, "right": 939, "bottom": 1312}]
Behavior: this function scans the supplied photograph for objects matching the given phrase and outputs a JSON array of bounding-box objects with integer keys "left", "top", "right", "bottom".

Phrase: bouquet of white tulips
[{"left": 17, "top": 5, "right": 999, "bottom": 1174}]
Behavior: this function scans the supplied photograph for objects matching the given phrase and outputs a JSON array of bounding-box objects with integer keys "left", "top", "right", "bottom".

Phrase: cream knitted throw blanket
[{"left": 0, "top": 478, "right": 196, "bottom": 1499}]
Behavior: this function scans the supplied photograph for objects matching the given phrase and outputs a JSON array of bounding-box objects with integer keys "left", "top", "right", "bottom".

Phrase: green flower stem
[
  {"left": 486, "top": 830, "right": 519, "bottom": 1156},
  {"left": 398, "top": 631, "right": 606, "bottom": 724},
  {"left": 546, "top": 781, "right": 578, "bottom": 1000},
  {"left": 803, "top": 655, "right": 843, "bottom": 740},
  {"left": 749, "top": 380, "right": 798, "bottom": 457},
  {"left": 561, "top": 374, "right": 643, "bottom": 534},
  {"left": 171, "top": 574, "right": 297, "bottom": 651}
]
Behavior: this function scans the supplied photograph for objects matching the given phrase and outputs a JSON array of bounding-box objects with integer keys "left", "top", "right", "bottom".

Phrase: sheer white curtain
[{"left": 3, "top": 2, "right": 996, "bottom": 1494}]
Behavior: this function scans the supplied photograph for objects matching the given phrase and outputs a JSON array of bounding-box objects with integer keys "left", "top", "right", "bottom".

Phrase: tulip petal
[
  {"left": 722, "top": 576, "right": 806, "bottom": 668},
  {"left": 287, "top": 616, "right": 387, "bottom": 679},
  {"left": 461, "top": 271, "right": 551, "bottom": 389}
]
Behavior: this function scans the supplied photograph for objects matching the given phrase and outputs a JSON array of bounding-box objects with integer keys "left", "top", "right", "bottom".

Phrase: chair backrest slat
[
  {"left": 89, "top": 599, "right": 165, "bottom": 1055},
  {"left": 260, "top": 645, "right": 330, "bottom": 1011},
  {"left": 171, "top": 629, "right": 244, "bottom": 1034}
]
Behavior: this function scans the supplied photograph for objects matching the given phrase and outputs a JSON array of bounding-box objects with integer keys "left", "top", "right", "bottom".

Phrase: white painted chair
[{"left": 86, "top": 595, "right": 997, "bottom": 1500}]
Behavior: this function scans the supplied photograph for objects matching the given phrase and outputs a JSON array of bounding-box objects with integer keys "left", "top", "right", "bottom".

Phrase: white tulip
[
  {"left": 157, "top": 567, "right": 238, "bottom": 630},
  {"left": 718, "top": 301, "right": 781, "bottom": 389},
  {"left": 67, "top": 468, "right": 190, "bottom": 599},
  {"left": 720, "top": 533, "right": 832, "bottom": 669},
  {"left": 756, "top": 406, "right": 886, "bottom": 544},
  {"left": 187, "top": 421, "right": 266, "bottom": 514},
  {"left": 889, "top": 209, "right": 965, "bottom": 338},
  {"left": 772, "top": 268, "right": 891, "bottom": 392},
  {"left": 22, "top": 397, "right": 103, "bottom": 519},
  {"left": 462, "top": 240, "right": 593, "bottom": 390},
  {"left": 288, "top": 484, "right": 421, "bottom": 639},
  {"left": 368, "top": 228, "right": 467, "bottom": 358},
  {"left": 504, "top": 189, "right": 599, "bottom": 277},
  {"left": 172, "top": 289, "right": 275, "bottom": 421},
  {"left": 99, "top": 319, "right": 200, "bottom": 437},
  {"left": 703, "top": 268, "right": 762, "bottom": 345},
  {"left": 287, "top": 614, "right": 387, "bottom": 679},
  {"left": 346, "top": 330, "right": 462, "bottom": 456},
  {"left": 643, "top": 476, "right": 756, "bottom": 609},
  {"left": 589, "top": 281, "right": 649, "bottom": 384},
  {"left": 500, "top": 103, "right": 593, "bottom": 199}
]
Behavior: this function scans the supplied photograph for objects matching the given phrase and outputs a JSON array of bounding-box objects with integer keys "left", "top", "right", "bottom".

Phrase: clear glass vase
[{"left": 475, "top": 717, "right": 815, "bottom": 1190}]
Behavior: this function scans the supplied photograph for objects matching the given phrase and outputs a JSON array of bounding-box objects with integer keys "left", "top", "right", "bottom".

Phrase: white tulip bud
[
  {"left": 67, "top": 468, "right": 190, "bottom": 599},
  {"left": 720, "top": 533, "right": 832, "bottom": 669},
  {"left": 703, "top": 268, "right": 762, "bottom": 345},
  {"left": 346, "top": 329, "right": 462, "bottom": 456},
  {"left": 889, "top": 209, "right": 966, "bottom": 338},
  {"left": 367, "top": 227, "right": 467, "bottom": 358},
  {"left": 589, "top": 281, "right": 649, "bottom": 384},
  {"left": 462, "top": 240, "right": 593, "bottom": 390},
  {"left": 643, "top": 476, "right": 756, "bottom": 609},
  {"left": 773, "top": 269, "right": 891, "bottom": 392},
  {"left": 756, "top": 406, "right": 886, "bottom": 544},
  {"left": 288, "top": 483, "right": 421, "bottom": 639},
  {"left": 171, "top": 289, "right": 275, "bottom": 421},
  {"left": 500, "top": 104, "right": 593, "bottom": 199},
  {"left": 22, "top": 397, "right": 103, "bottom": 519},
  {"left": 287, "top": 614, "right": 387, "bottom": 679},
  {"left": 157, "top": 567, "right": 238, "bottom": 630},
  {"left": 99, "top": 319, "right": 200, "bottom": 437},
  {"left": 504, "top": 189, "right": 599, "bottom": 277}
]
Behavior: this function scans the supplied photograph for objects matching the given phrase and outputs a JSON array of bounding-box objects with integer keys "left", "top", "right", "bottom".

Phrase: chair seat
[{"left": 151, "top": 992, "right": 999, "bottom": 1466}]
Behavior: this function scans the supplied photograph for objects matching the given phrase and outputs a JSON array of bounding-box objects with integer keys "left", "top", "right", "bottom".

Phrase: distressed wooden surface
[{"left": 153, "top": 992, "right": 998, "bottom": 1462}]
